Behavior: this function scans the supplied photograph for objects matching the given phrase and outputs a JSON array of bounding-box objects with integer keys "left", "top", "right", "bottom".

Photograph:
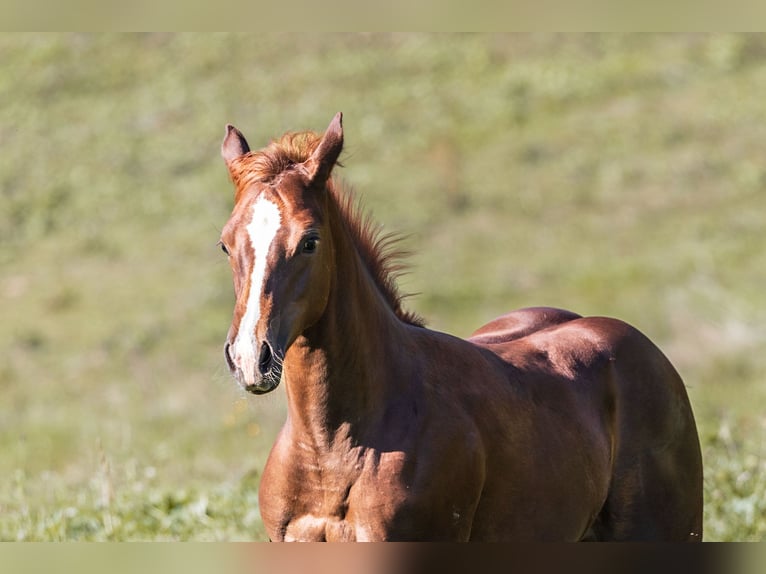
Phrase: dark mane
[
  {"left": 229, "top": 130, "right": 424, "bottom": 328},
  {"left": 329, "top": 182, "right": 425, "bottom": 327},
  {"left": 228, "top": 131, "right": 322, "bottom": 188}
]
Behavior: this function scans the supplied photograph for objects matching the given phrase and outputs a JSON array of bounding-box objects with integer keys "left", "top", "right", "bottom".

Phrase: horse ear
[
  {"left": 305, "top": 112, "right": 343, "bottom": 186},
  {"left": 221, "top": 124, "right": 250, "bottom": 165}
]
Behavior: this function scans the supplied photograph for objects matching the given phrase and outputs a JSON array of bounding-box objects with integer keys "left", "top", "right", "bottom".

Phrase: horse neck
[{"left": 281, "top": 202, "right": 410, "bottom": 447}]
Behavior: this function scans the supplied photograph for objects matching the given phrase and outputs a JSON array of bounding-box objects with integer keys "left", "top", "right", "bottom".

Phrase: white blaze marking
[{"left": 233, "top": 197, "right": 282, "bottom": 383}]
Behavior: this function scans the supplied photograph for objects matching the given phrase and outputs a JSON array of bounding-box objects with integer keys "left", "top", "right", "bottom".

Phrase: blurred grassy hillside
[{"left": 1, "top": 34, "right": 765, "bottom": 540}]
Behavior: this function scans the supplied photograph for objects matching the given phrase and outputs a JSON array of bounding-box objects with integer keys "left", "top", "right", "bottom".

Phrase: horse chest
[
  {"left": 281, "top": 513, "right": 380, "bottom": 542},
  {"left": 261, "top": 445, "right": 421, "bottom": 541},
  {"left": 266, "top": 476, "right": 394, "bottom": 541},
  {"left": 275, "top": 480, "right": 414, "bottom": 542}
]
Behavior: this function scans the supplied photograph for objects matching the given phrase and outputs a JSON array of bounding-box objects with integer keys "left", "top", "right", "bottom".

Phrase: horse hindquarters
[{"left": 587, "top": 321, "right": 703, "bottom": 541}]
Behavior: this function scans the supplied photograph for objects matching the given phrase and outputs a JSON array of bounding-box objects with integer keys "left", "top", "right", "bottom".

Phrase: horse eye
[
  {"left": 301, "top": 237, "right": 318, "bottom": 254},
  {"left": 219, "top": 242, "right": 230, "bottom": 256}
]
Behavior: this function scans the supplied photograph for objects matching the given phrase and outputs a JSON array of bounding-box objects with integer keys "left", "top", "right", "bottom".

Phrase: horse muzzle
[{"left": 224, "top": 340, "right": 283, "bottom": 395}]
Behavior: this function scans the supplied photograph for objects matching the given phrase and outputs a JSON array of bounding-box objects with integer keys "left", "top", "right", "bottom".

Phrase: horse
[{"left": 218, "top": 112, "right": 703, "bottom": 541}]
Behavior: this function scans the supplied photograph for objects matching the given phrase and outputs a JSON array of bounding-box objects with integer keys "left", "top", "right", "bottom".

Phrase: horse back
[{"left": 468, "top": 307, "right": 583, "bottom": 345}]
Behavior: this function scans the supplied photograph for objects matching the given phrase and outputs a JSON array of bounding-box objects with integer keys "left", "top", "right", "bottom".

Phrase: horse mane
[{"left": 228, "top": 130, "right": 425, "bottom": 328}]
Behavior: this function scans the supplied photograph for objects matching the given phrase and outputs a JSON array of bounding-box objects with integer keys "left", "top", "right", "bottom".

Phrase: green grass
[{"left": 1, "top": 33, "right": 766, "bottom": 540}]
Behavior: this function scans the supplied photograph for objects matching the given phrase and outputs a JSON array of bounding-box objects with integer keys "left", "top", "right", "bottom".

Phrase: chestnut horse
[{"left": 218, "top": 113, "right": 703, "bottom": 541}]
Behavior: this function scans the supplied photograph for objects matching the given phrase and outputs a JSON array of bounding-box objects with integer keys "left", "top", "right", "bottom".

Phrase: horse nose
[
  {"left": 224, "top": 341, "right": 236, "bottom": 372},
  {"left": 258, "top": 341, "right": 274, "bottom": 376}
]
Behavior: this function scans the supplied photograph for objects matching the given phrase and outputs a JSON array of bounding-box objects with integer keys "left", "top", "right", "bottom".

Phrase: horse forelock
[
  {"left": 229, "top": 129, "right": 424, "bottom": 328},
  {"left": 228, "top": 131, "right": 323, "bottom": 194}
]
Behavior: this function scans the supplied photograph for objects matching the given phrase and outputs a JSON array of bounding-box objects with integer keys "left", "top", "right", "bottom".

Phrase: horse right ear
[{"left": 221, "top": 124, "right": 251, "bottom": 166}]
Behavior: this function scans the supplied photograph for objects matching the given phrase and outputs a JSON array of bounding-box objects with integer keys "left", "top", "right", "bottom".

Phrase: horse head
[{"left": 219, "top": 113, "right": 344, "bottom": 394}]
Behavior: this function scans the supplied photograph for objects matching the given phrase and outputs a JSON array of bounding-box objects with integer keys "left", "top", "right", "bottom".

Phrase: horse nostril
[
  {"left": 224, "top": 342, "right": 236, "bottom": 372},
  {"left": 258, "top": 342, "right": 273, "bottom": 376}
]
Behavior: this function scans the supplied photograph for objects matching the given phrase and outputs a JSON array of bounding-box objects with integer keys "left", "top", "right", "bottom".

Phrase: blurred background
[{"left": 1, "top": 33, "right": 764, "bottom": 541}]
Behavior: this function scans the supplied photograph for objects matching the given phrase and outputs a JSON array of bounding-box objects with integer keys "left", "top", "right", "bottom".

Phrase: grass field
[{"left": 1, "top": 33, "right": 765, "bottom": 541}]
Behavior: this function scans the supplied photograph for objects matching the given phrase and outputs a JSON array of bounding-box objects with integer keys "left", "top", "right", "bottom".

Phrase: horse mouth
[
  {"left": 243, "top": 373, "right": 281, "bottom": 395},
  {"left": 244, "top": 384, "right": 277, "bottom": 395}
]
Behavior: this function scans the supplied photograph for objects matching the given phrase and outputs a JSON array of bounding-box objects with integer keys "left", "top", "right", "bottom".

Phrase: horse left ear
[{"left": 305, "top": 112, "right": 343, "bottom": 186}]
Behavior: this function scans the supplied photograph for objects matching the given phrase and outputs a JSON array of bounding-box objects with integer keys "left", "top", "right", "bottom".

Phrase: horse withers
[{"left": 217, "top": 113, "right": 703, "bottom": 541}]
